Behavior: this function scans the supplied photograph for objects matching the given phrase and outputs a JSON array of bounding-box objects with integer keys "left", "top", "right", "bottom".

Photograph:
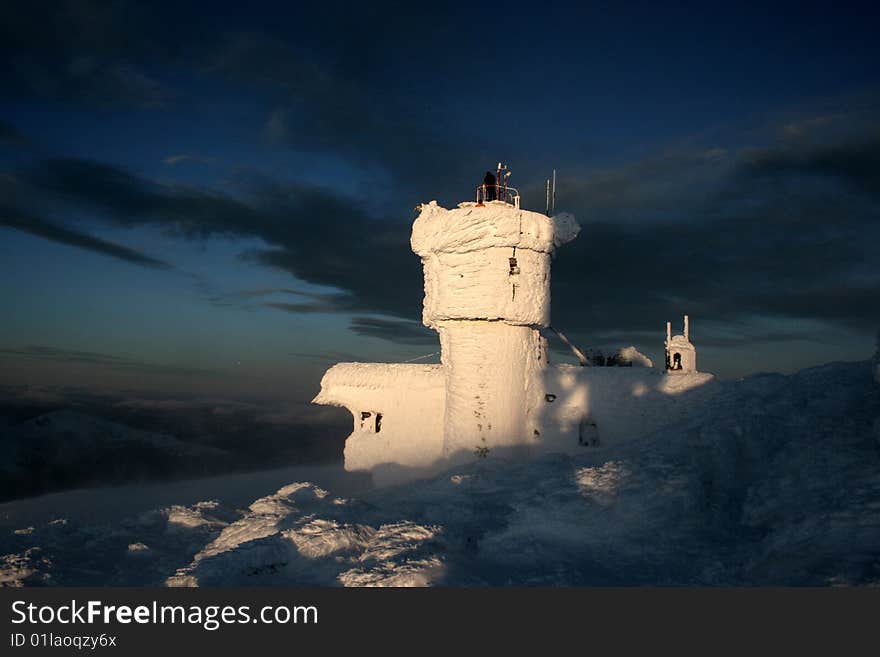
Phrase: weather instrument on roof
[{"left": 475, "top": 161, "right": 520, "bottom": 207}]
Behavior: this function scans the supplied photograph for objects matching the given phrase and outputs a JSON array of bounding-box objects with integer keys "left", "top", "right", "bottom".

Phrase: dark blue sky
[{"left": 1, "top": 0, "right": 879, "bottom": 404}]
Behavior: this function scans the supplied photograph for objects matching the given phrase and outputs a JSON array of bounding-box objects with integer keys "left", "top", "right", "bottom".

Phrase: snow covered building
[
  {"left": 313, "top": 175, "right": 716, "bottom": 484},
  {"left": 665, "top": 315, "right": 697, "bottom": 373}
]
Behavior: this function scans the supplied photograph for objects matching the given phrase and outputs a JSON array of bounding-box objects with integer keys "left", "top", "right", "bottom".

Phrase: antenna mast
[{"left": 545, "top": 169, "right": 558, "bottom": 215}]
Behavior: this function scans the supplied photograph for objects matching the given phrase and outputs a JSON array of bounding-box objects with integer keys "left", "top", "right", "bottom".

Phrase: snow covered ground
[{"left": 2, "top": 359, "right": 878, "bottom": 586}]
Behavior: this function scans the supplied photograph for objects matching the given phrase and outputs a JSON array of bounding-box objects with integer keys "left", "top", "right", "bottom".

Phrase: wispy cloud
[
  {"left": 0, "top": 206, "right": 171, "bottom": 268},
  {"left": 163, "top": 154, "right": 218, "bottom": 167},
  {"left": 348, "top": 316, "right": 437, "bottom": 345},
  {"left": 0, "top": 345, "right": 219, "bottom": 376},
  {"left": 6, "top": 117, "right": 880, "bottom": 350}
]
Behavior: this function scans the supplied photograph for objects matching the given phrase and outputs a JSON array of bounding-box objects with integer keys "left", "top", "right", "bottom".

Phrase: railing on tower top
[{"left": 476, "top": 184, "right": 520, "bottom": 209}]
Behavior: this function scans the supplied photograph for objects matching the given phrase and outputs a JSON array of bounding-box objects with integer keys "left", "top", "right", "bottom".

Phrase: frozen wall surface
[
  {"left": 437, "top": 321, "right": 545, "bottom": 460},
  {"left": 312, "top": 363, "right": 445, "bottom": 478},
  {"left": 665, "top": 316, "right": 697, "bottom": 373},
  {"left": 412, "top": 201, "right": 579, "bottom": 326},
  {"left": 537, "top": 365, "right": 717, "bottom": 454},
  {"left": 412, "top": 201, "right": 579, "bottom": 461}
]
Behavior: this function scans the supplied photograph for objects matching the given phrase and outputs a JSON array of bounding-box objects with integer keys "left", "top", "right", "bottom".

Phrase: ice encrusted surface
[
  {"left": 411, "top": 202, "right": 578, "bottom": 328},
  {"left": 2, "top": 360, "right": 878, "bottom": 586},
  {"left": 411, "top": 201, "right": 579, "bottom": 256}
]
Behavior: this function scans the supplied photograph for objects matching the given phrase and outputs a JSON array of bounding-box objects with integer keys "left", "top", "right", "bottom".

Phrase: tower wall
[
  {"left": 666, "top": 337, "right": 697, "bottom": 373},
  {"left": 412, "top": 201, "right": 579, "bottom": 458},
  {"left": 312, "top": 199, "right": 580, "bottom": 482},
  {"left": 437, "top": 321, "right": 545, "bottom": 458},
  {"left": 421, "top": 247, "right": 550, "bottom": 326}
]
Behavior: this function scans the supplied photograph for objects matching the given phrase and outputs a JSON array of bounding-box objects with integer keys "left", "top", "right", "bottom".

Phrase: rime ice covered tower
[
  {"left": 412, "top": 200, "right": 579, "bottom": 460},
  {"left": 665, "top": 315, "right": 697, "bottom": 373},
  {"left": 312, "top": 173, "right": 579, "bottom": 481}
]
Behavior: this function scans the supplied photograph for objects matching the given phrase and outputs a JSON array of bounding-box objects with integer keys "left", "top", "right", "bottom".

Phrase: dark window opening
[
  {"left": 579, "top": 418, "right": 600, "bottom": 446},
  {"left": 359, "top": 410, "right": 381, "bottom": 433}
]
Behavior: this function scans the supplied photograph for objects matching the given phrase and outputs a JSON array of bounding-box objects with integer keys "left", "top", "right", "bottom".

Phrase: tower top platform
[
  {"left": 410, "top": 201, "right": 579, "bottom": 328},
  {"left": 411, "top": 201, "right": 579, "bottom": 257}
]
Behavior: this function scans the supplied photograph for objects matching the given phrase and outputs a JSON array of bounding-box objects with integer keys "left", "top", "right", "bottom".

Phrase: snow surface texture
[
  {"left": 539, "top": 366, "right": 717, "bottom": 452},
  {"left": 3, "top": 360, "right": 878, "bottom": 586}
]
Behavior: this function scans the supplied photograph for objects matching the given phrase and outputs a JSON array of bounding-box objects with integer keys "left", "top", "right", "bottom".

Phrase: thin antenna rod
[
  {"left": 548, "top": 326, "right": 590, "bottom": 366},
  {"left": 551, "top": 169, "right": 557, "bottom": 214},
  {"left": 545, "top": 178, "right": 551, "bottom": 215}
]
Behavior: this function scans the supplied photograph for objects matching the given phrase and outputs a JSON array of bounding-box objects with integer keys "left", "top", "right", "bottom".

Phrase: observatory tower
[
  {"left": 411, "top": 196, "right": 579, "bottom": 458},
  {"left": 313, "top": 167, "right": 717, "bottom": 484},
  {"left": 313, "top": 166, "right": 580, "bottom": 476}
]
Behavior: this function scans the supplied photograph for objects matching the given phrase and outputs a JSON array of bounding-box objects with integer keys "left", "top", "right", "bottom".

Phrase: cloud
[
  {"left": 264, "top": 109, "right": 289, "bottom": 144},
  {"left": 0, "top": 5, "right": 493, "bottom": 210},
  {"left": 4, "top": 108, "right": 880, "bottom": 355},
  {"left": 194, "top": 29, "right": 484, "bottom": 199},
  {"left": 0, "top": 205, "right": 171, "bottom": 268},
  {"left": 0, "top": 4, "right": 464, "bottom": 179},
  {"left": 6, "top": 46, "right": 172, "bottom": 109},
  {"left": 163, "top": 154, "right": 217, "bottom": 167},
  {"left": 348, "top": 316, "right": 437, "bottom": 345},
  {"left": 11, "top": 156, "right": 425, "bottom": 318},
  {"left": 0, "top": 344, "right": 220, "bottom": 377},
  {"left": 261, "top": 289, "right": 358, "bottom": 314},
  {"left": 551, "top": 203, "right": 879, "bottom": 340},
  {"left": 0, "top": 0, "right": 174, "bottom": 107},
  {"left": 782, "top": 114, "right": 844, "bottom": 137},
  {"left": 0, "top": 345, "right": 130, "bottom": 366},
  {"left": 548, "top": 120, "right": 880, "bottom": 343},
  {"left": 737, "top": 133, "right": 880, "bottom": 193}
]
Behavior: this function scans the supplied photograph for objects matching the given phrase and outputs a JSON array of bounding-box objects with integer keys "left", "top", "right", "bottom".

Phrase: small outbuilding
[{"left": 665, "top": 315, "right": 697, "bottom": 373}]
